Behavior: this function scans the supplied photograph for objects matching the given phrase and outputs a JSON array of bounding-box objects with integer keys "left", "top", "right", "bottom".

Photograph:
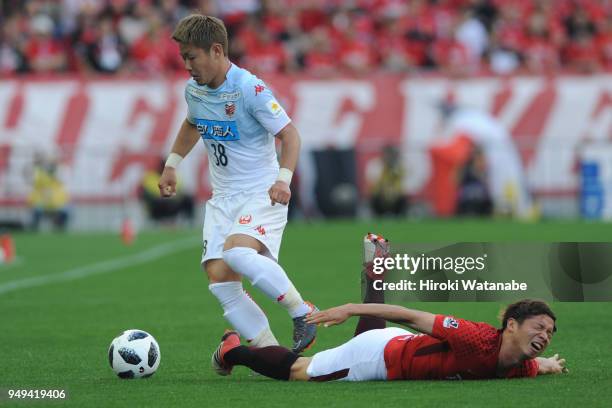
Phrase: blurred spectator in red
[
  {"left": 492, "top": 2, "right": 528, "bottom": 57},
  {"left": 297, "top": 1, "right": 329, "bottom": 33},
  {"left": 24, "top": 14, "right": 67, "bottom": 72},
  {"left": 334, "top": 9, "right": 376, "bottom": 74},
  {"left": 240, "top": 16, "right": 291, "bottom": 75},
  {"left": 260, "top": 0, "right": 288, "bottom": 38},
  {"left": 403, "top": 0, "right": 436, "bottom": 40},
  {"left": 377, "top": 16, "right": 421, "bottom": 72},
  {"left": 523, "top": 10, "right": 561, "bottom": 74},
  {"left": 430, "top": 13, "right": 471, "bottom": 76},
  {"left": 129, "top": 9, "right": 182, "bottom": 74},
  {"left": 563, "top": 6, "right": 600, "bottom": 73},
  {"left": 564, "top": 31, "right": 601, "bottom": 73},
  {"left": 303, "top": 26, "right": 336, "bottom": 76}
]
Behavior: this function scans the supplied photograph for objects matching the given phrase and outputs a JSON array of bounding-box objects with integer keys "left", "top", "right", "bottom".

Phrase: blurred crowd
[{"left": 2, "top": 0, "right": 612, "bottom": 77}]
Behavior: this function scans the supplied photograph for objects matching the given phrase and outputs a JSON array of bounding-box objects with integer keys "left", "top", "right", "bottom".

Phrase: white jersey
[{"left": 184, "top": 63, "right": 291, "bottom": 196}]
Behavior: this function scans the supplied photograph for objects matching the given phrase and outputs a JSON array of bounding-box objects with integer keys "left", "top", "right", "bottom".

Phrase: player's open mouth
[{"left": 530, "top": 341, "right": 543, "bottom": 353}]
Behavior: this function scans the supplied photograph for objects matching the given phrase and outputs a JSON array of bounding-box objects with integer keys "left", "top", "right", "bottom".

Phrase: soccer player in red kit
[
  {"left": 211, "top": 236, "right": 567, "bottom": 381},
  {"left": 213, "top": 298, "right": 566, "bottom": 381}
]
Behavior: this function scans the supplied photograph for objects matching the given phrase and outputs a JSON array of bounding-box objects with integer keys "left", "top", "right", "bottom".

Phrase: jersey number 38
[{"left": 210, "top": 143, "right": 228, "bottom": 166}]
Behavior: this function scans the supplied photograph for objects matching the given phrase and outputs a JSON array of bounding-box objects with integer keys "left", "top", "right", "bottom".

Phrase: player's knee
[
  {"left": 289, "top": 357, "right": 312, "bottom": 381},
  {"left": 203, "top": 260, "right": 241, "bottom": 283},
  {"left": 222, "top": 246, "right": 258, "bottom": 271}
]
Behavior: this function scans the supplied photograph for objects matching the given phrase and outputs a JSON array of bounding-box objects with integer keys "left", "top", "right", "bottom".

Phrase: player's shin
[
  {"left": 224, "top": 345, "right": 299, "bottom": 381},
  {"left": 208, "top": 282, "right": 279, "bottom": 345},
  {"left": 223, "top": 247, "right": 311, "bottom": 317}
]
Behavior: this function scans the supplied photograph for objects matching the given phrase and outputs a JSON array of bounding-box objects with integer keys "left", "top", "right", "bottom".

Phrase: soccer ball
[{"left": 108, "top": 329, "right": 160, "bottom": 379}]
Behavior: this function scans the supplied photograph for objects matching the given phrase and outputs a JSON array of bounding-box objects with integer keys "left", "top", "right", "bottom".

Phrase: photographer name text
[{"left": 374, "top": 279, "right": 528, "bottom": 292}]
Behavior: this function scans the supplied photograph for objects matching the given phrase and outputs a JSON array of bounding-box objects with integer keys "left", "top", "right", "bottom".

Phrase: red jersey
[{"left": 384, "top": 315, "right": 538, "bottom": 380}]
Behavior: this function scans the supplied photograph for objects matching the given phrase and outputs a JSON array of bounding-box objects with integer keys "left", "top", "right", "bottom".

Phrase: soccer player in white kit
[{"left": 158, "top": 14, "right": 317, "bottom": 353}]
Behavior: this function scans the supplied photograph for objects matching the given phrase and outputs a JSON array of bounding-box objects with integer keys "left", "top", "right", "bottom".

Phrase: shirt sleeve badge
[
  {"left": 443, "top": 316, "right": 459, "bottom": 329},
  {"left": 266, "top": 99, "right": 284, "bottom": 117}
]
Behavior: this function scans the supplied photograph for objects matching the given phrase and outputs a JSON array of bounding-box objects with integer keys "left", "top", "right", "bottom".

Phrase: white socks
[
  {"left": 208, "top": 281, "right": 278, "bottom": 346},
  {"left": 278, "top": 282, "right": 312, "bottom": 318},
  {"left": 223, "top": 247, "right": 311, "bottom": 318}
]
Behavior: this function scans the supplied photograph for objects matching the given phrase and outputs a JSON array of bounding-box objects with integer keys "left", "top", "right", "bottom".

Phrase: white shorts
[
  {"left": 201, "top": 190, "right": 288, "bottom": 263},
  {"left": 306, "top": 327, "right": 414, "bottom": 382}
]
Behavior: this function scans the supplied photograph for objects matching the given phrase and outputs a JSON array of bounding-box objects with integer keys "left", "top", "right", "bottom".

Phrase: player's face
[
  {"left": 179, "top": 43, "right": 223, "bottom": 87},
  {"left": 515, "top": 315, "right": 555, "bottom": 359}
]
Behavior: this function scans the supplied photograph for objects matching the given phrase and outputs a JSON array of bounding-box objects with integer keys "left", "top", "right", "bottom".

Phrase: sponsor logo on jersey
[
  {"left": 225, "top": 102, "right": 236, "bottom": 118},
  {"left": 187, "top": 85, "right": 208, "bottom": 96},
  {"left": 443, "top": 316, "right": 459, "bottom": 329},
  {"left": 195, "top": 118, "right": 240, "bottom": 141},
  {"left": 255, "top": 84, "right": 265, "bottom": 96},
  {"left": 266, "top": 99, "right": 284, "bottom": 117},
  {"left": 219, "top": 91, "right": 241, "bottom": 101},
  {"left": 255, "top": 225, "right": 266, "bottom": 235},
  {"left": 239, "top": 215, "right": 252, "bottom": 224}
]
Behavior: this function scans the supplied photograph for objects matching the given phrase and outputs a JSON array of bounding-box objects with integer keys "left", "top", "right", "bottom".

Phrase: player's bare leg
[
  {"left": 354, "top": 233, "right": 389, "bottom": 337},
  {"left": 206, "top": 258, "right": 241, "bottom": 283},
  {"left": 205, "top": 259, "right": 279, "bottom": 347},
  {"left": 289, "top": 356, "right": 312, "bottom": 381},
  {"left": 223, "top": 233, "right": 317, "bottom": 353}
]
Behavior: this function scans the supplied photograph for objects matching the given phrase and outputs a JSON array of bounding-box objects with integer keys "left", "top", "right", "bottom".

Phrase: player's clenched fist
[
  {"left": 158, "top": 167, "right": 177, "bottom": 197},
  {"left": 269, "top": 180, "right": 291, "bottom": 206}
]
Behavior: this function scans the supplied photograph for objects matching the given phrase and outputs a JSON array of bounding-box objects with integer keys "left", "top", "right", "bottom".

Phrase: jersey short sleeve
[
  {"left": 183, "top": 86, "right": 196, "bottom": 124},
  {"left": 431, "top": 314, "right": 498, "bottom": 358},
  {"left": 242, "top": 79, "right": 291, "bottom": 136}
]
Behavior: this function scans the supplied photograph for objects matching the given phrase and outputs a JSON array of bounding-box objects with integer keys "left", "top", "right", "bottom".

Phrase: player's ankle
[
  {"left": 278, "top": 284, "right": 310, "bottom": 318},
  {"left": 249, "top": 327, "right": 279, "bottom": 348}
]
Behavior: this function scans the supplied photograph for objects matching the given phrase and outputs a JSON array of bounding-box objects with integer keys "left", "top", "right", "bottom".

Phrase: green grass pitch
[{"left": 1, "top": 220, "right": 611, "bottom": 407}]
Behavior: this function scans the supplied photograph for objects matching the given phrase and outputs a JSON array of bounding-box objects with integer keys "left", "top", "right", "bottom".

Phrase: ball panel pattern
[
  {"left": 128, "top": 331, "right": 149, "bottom": 341},
  {"left": 148, "top": 342, "right": 158, "bottom": 368},
  {"left": 118, "top": 347, "right": 142, "bottom": 365}
]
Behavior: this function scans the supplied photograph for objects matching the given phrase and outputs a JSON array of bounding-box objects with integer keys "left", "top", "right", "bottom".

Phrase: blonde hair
[{"left": 172, "top": 14, "right": 228, "bottom": 55}]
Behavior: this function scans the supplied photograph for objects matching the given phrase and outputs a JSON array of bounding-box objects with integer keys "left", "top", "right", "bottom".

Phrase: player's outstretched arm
[
  {"left": 159, "top": 119, "right": 200, "bottom": 197},
  {"left": 536, "top": 354, "right": 568, "bottom": 375},
  {"left": 306, "top": 303, "right": 436, "bottom": 335},
  {"left": 269, "top": 123, "right": 301, "bottom": 206}
]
